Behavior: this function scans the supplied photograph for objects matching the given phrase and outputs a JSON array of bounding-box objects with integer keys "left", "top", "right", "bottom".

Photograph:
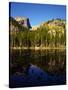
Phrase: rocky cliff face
[
  {"left": 9, "top": 17, "right": 31, "bottom": 32},
  {"left": 41, "top": 19, "right": 65, "bottom": 28},
  {"left": 15, "top": 17, "right": 31, "bottom": 29},
  {"left": 31, "top": 19, "right": 66, "bottom": 31}
]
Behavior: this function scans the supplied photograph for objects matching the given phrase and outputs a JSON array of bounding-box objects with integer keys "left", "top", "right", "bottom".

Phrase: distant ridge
[
  {"left": 10, "top": 17, "right": 65, "bottom": 32},
  {"left": 31, "top": 18, "right": 66, "bottom": 31}
]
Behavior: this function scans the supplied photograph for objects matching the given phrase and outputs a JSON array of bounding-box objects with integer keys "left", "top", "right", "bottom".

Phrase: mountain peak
[{"left": 15, "top": 16, "right": 28, "bottom": 21}]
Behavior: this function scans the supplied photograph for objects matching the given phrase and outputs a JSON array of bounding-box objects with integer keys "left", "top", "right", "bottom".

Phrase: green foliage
[{"left": 10, "top": 18, "right": 66, "bottom": 48}]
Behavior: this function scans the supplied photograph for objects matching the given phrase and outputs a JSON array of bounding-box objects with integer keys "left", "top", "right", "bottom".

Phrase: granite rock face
[
  {"left": 15, "top": 17, "right": 31, "bottom": 29},
  {"left": 10, "top": 17, "right": 31, "bottom": 32}
]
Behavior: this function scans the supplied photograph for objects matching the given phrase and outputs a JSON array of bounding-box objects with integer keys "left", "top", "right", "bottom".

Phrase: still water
[{"left": 9, "top": 49, "right": 66, "bottom": 87}]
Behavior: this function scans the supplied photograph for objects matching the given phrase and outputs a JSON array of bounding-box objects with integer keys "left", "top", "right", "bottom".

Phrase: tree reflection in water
[{"left": 9, "top": 49, "right": 66, "bottom": 87}]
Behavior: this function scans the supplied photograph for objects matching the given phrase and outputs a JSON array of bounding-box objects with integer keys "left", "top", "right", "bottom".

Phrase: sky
[{"left": 10, "top": 2, "right": 66, "bottom": 26}]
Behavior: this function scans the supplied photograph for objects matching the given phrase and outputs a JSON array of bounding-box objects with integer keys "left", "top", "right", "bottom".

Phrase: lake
[{"left": 9, "top": 49, "right": 66, "bottom": 88}]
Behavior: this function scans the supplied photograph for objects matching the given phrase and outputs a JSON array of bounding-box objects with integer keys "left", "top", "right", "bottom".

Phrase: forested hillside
[{"left": 10, "top": 17, "right": 66, "bottom": 49}]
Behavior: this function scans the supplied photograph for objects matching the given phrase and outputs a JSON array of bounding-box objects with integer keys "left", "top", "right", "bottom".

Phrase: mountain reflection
[
  {"left": 10, "top": 49, "right": 66, "bottom": 87},
  {"left": 10, "top": 49, "right": 66, "bottom": 74}
]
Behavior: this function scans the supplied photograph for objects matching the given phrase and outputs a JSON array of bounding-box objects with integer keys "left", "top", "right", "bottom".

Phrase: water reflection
[{"left": 9, "top": 49, "right": 66, "bottom": 87}]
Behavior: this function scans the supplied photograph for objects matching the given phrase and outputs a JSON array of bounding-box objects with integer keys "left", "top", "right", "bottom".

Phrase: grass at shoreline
[{"left": 10, "top": 46, "right": 66, "bottom": 50}]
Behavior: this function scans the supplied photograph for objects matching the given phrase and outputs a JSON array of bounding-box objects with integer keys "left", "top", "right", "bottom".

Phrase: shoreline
[{"left": 10, "top": 46, "right": 66, "bottom": 50}]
